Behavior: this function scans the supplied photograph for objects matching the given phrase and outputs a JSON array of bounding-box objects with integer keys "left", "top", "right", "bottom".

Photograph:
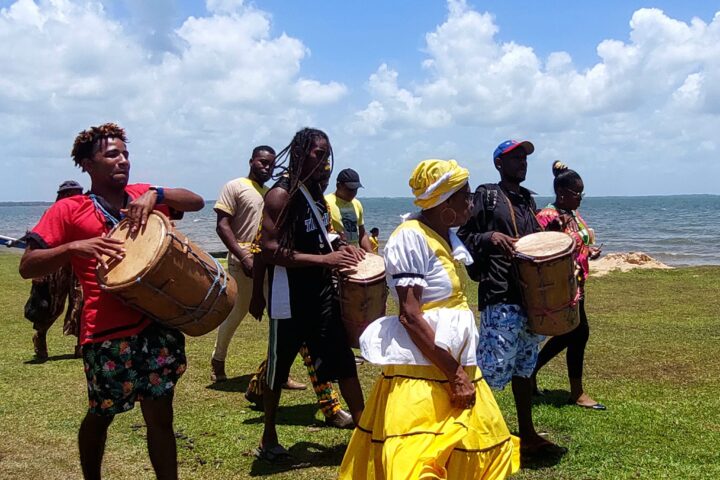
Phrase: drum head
[
  {"left": 515, "top": 231, "right": 574, "bottom": 259},
  {"left": 98, "top": 212, "right": 171, "bottom": 287},
  {"left": 343, "top": 252, "right": 386, "bottom": 283}
]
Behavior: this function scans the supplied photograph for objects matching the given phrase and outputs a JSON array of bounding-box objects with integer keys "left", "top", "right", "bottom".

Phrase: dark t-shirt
[
  {"left": 458, "top": 183, "right": 541, "bottom": 308},
  {"left": 267, "top": 177, "right": 335, "bottom": 319}
]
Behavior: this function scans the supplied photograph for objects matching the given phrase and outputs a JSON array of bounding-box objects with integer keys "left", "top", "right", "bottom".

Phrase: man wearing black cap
[
  {"left": 325, "top": 168, "right": 373, "bottom": 252},
  {"left": 24, "top": 180, "right": 85, "bottom": 359},
  {"left": 459, "top": 140, "right": 567, "bottom": 457}
]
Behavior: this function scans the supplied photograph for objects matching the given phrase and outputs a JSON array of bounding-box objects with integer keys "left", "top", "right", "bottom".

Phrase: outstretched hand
[
  {"left": 490, "top": 232, "right": 516, "bottom": 257},
  {"left": 69, "top": 236, "right": 125, "bottom": 269},
  {"left": 448, "top": 367, "right": 476, "bottom": 410},
  {"left": 122, "top": 190, "right": 157, "bottom": 233},
  {"left": 325, "top": 247, "right": 363, "bottom": 270}
]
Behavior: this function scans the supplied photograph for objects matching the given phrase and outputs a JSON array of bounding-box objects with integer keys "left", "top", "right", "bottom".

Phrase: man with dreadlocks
[
  {"left": 255, "top": 127, "right": 365, "bottom": 462},
  {"left": 19, "top": 123, "right": 204, "bottom": 480}
]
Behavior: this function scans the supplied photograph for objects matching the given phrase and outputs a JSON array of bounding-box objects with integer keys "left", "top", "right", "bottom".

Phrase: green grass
[{"left": 1, "top": 251, "right": 719, "bottom": 479}]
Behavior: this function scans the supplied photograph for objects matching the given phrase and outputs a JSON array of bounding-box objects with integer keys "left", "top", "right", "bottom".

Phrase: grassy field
[{"left": 0, "top": 251, "right": 719, "bottom": 479}]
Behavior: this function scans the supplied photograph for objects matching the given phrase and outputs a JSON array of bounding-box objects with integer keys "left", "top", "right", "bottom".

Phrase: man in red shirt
[{"left": 19, "top": 123, "right": 204, "bottom": 480}]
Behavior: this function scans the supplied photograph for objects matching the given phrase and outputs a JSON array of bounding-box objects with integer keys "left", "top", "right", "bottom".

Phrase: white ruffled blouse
[{"left": 359, "top": 217, "right": 479, "bottom": 366}]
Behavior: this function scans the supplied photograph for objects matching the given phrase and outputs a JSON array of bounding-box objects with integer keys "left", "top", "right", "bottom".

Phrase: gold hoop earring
[{"left": 441, "top": 208, "right": 457, "bottom": 226}]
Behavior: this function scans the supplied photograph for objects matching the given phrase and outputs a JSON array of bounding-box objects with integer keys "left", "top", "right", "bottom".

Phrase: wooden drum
[
  {"left": 514, "top": 231, "right": 580, "bottom": 336},
  {"left": 97, "top": 212, "right": 237, "bottom": 336},
  {"left": 339, "top": 252, "right": 388, "bottom": 348}
]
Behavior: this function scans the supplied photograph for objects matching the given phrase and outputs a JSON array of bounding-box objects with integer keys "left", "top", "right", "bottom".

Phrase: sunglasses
[{"left": 564, "top": 187, "right": 585, "bottom": 199}]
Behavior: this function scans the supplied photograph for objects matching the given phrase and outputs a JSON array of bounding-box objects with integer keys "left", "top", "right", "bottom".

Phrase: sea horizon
[{"left": 2, "top": 194, "right": 719, "bottom": 267}]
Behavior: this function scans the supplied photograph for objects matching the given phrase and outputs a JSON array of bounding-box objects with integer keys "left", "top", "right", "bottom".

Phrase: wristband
[{"left": 149, "top": 186, "right": 164, "bottom": 204}]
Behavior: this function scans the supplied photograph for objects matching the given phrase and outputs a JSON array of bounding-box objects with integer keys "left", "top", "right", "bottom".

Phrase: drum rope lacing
[{"left": 131, "top": 231, "right": 229, "bottom": 326}]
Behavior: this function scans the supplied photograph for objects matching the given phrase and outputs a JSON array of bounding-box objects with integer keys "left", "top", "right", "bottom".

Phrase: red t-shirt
[{"left": 29, "top": 183, "right": 172, "bottom": 345}]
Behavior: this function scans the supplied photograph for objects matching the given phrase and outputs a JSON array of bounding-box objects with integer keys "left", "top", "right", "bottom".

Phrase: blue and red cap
[{"left": 493, "top": 139, "right": 535, "bottom": 160}]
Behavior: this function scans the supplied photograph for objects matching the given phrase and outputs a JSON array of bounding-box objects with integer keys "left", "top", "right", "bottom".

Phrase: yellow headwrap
[{"left": 409, "top": 159, "right": 469, "bottom": 210}]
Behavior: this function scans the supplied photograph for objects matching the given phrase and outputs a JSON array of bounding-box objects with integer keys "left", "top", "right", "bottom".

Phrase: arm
[
  {"left": 358, "top": 224, "right": 373, "bottom": 253},
  {"left": 215, "top": 210, "right": 253, "bottom": 277},
  {"left": 124, "top": 187, "right": 204, "bottom": 232},
  {"left": 249, "top": 254, "right": 267, "bottom": 320},
  {"left": 259, "top": 188, "right": 360, "bottom": 269},
  {"left": 396, "top": 284, "right": 475, "bottom": 409},
  {"left": 19, "top": 237, "right": 125, "bottom": 279},
  {"left": 458, "top": 186, "right": 515, "bottom": 258}
]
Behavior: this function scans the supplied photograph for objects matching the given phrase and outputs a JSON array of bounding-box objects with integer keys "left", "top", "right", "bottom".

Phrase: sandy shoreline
[
  {"left": 590, "top": 252, "right": 672, "bottom": 276},
  {"left": 0, "top": 248, "right": 709, "bottom": 276}
]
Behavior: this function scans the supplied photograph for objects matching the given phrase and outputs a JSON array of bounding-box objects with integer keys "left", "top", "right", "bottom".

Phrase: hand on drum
[
  {"left": 69, "top": 236, "right": 125, "bottom": 269},
  {"left": 448, "top": 368, "right": 476, "bottom": 410},
  {"left": 327, "top": 245, "right": 364, "bottom": 270},
  {"left": 490, "top": 232, "right": 517, "bottom": 257},
  {"left": 122, "top": 191, "right": 157, "bottom": 233}
]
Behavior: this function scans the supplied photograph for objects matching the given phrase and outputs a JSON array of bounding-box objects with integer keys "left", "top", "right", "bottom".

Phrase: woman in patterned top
[{"left": 532, "top": 161, "right": 605, "bottom": 410}]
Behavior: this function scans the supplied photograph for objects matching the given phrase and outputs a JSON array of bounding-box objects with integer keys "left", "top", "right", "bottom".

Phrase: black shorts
[{"left": 265, "top": 297, "right": 356, "bottom": 390}]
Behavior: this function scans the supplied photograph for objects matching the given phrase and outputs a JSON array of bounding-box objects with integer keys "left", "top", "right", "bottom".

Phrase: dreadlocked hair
[
  {"left": 552, "top": 160, "right": 582, "bottom": 192},
  {"left": 71, "top": 123, "right": 128, "bottom": 171},
  {"left": 271, "top": 128, "right": 334, "bottom": 252}
]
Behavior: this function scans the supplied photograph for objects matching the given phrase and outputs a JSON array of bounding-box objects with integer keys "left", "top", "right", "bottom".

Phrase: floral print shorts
[
  {"left": 82, "top": 323, "right": 186, "bottom": 416},
  {"left": 476, "top": 304, "right": 545, "bottom": 390}
]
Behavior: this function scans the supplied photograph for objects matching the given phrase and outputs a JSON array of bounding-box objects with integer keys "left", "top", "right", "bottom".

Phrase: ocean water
[{"left": 1, "top": 195, "right": 719, "bottom": 266}]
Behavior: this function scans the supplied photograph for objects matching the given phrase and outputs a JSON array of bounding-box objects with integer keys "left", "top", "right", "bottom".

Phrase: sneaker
[
  {"left": 210, "top": 358, "right": 227, "bottom": 383},
  {"left": 32, "top": 332, "right": 48, "bottom": 360},
  {"left": 324, "top": 409, "right": 354, "bottom": 429}
]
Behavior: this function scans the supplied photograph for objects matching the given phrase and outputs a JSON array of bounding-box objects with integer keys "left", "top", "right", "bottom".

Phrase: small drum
[
  {"left": 514, "top": 231, "right": 580, "bottom": 336},
  {"left": 339, "top": 253, "right": 388, "bottom": 349},
  {"left": 97, "top": 212, "right": 237, "bottom": 336}
]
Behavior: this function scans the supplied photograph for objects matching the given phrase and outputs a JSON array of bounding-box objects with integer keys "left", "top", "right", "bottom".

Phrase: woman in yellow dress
[{"left": 339, "top": 159, "right": 519, "bottom": 479}]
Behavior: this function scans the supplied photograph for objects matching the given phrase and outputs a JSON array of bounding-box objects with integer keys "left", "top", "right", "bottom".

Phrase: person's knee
[
  {"left": 81, "top": 412, "right": 114, "bottom": 434},
  {"left": 574, "top": 321, "right": 590, "bottom": 345},
  {"left": 141, "top": 396, "right": 175, "bottom": 430}
]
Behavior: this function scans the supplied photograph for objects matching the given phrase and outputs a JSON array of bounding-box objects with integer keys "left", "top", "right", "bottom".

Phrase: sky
[{"left": 1, "top": 0, "right": 720, "bottom": 201}]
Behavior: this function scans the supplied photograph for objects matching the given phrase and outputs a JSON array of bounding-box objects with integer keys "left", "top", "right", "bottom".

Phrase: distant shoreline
[{"left": 1, "top": 193, "right": 719, "bottom": 206}]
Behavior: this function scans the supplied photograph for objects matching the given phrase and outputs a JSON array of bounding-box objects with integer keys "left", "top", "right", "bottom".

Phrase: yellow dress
[{"left": 339, "top": 219, "right": 519, "bottom": 479}]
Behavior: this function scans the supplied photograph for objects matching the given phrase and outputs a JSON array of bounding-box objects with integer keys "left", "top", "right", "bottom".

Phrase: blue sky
[{"left": 1, "top": 0, "right": 719, "bottom": 200}]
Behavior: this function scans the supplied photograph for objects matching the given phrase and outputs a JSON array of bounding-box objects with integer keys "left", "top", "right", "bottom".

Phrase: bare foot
[{"left": 520, "top": 433, "right": 568, "bottom": 456}]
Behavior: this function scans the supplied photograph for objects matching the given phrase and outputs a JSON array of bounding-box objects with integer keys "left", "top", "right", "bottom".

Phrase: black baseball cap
[
  {"left": 337, "top": 168, "right": 363, "bottom": 189},
  {"left": 57, "top": 180, "right": 83, "bottom": 193}
]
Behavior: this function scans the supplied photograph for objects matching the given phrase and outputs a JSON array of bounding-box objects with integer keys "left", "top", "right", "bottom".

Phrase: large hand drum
[
  {"left": 514, "top": 231, "right": 580, "bottom": 336},
  {"left": 339, "top": 252, "right": 388, "bottom": 349},
  {"left": 97, "top": 212, "right": 237, "bottom": 336}
]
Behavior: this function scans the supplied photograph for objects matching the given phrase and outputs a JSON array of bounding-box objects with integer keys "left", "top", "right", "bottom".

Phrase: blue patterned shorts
[{"left": 476, "top": 304, "right": 545, "bottom": 390}]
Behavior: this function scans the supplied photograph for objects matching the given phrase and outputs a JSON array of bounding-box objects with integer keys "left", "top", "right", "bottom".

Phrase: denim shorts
[{"left": 476, "top": 304, "right": 545, "bottom": 390}]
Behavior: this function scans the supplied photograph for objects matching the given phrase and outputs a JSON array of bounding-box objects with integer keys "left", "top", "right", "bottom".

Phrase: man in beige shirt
[{"left": 211, "top": 146, "right": 276, "bottom": 381}]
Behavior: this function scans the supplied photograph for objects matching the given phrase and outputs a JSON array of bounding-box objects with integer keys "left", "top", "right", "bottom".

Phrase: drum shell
[
  {"left": 340, "top": 274, "right": 387, "bottom": 349},
  {"left": 516, "top": 249, "right": 579, "bottom": 336},
  {"left": 98, "top": 216, "right": 237, "bottom": 336}
]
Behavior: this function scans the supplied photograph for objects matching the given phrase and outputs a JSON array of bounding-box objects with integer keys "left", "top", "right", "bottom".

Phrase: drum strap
[
  {"left": 88, "top": 194, "right": 123, "bottom": 227},
  {"left": 498, "top": 191, "right": 520, "bottom": 238},
  {"left": 299, "top": 183, "right": 335, "bottom": 252}
]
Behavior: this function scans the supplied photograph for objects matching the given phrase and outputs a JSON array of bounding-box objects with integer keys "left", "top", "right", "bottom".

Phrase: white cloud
[
  {"left": 1, "top": 0, "right": 719, "bottom": 200},
  {"left": 345, "top": 1, "right": 720, "bottom": 196},
  {"left": 0, "top": 0, "right": 347, "bottom": 200}
]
